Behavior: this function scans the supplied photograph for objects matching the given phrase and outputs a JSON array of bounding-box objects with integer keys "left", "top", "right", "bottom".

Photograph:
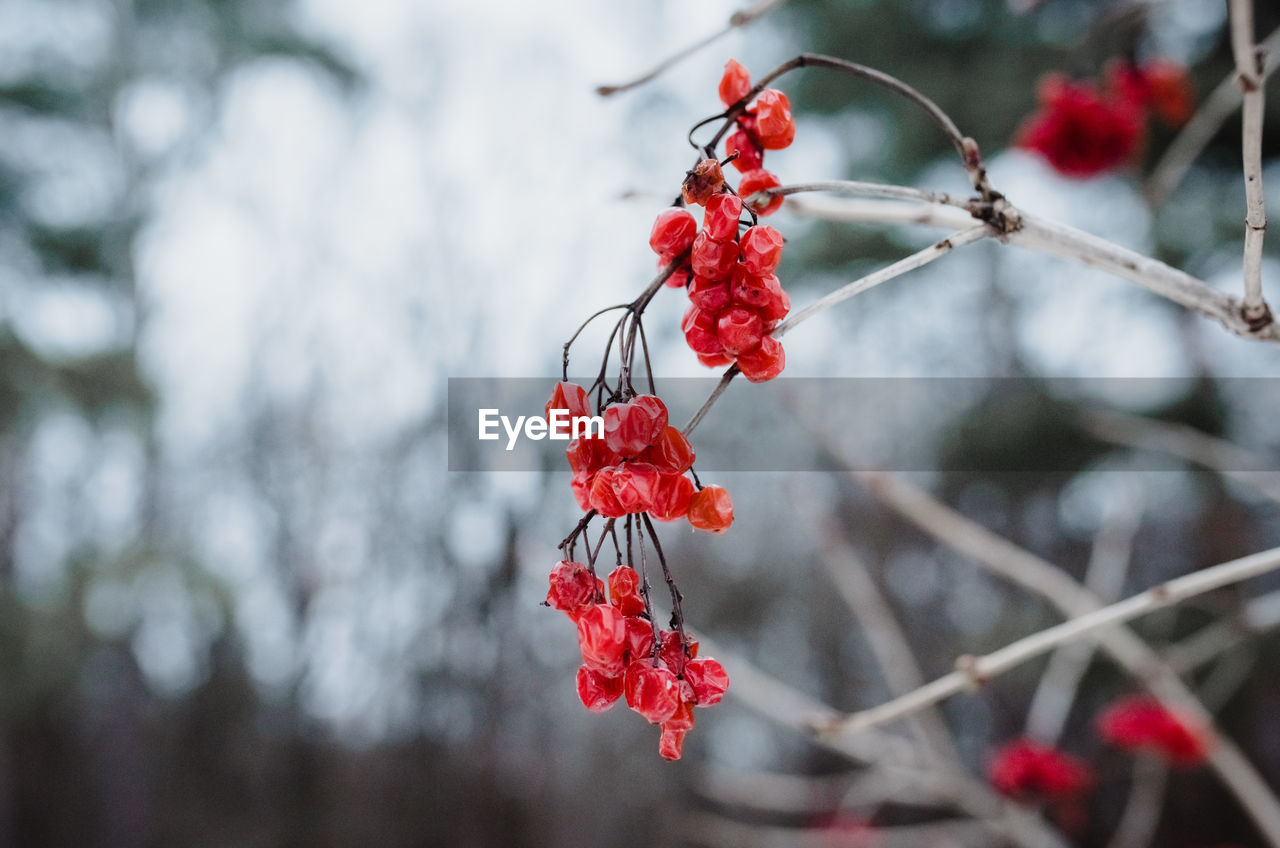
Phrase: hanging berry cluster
[
  {"left": 1017, "top": 58, "right": 1194, "bottom": 178},
  {"left": 649, "top": 59, "right": 796, "bottom": 381},
  {"left": 547, "top": 57, "right": 803, "bottom": 760}
]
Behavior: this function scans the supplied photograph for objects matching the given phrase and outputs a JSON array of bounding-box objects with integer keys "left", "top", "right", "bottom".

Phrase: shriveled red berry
[
  {"left": 682, "top": 305, "right": 726, "bottom": 356},
  {"left": 577, "top": 603, "right": 628, "bottom": 676},
  {"left": 688, "top": 484, "right": 733, "bottom": 533},
  {"left": 623, "top": 615, "right": 656, "bottom": 661},
  {"left": 702, "top": 193, "right": 743, "bottom": 242},
  {"left": 658, "top": 725, "right": 687, "bottom": 761},
  {"left": 643, "top": 426, "right": 695, "bottom": 474},
  {"left": 689, "top": 275, "right": 732, "bottom": 313},
  {"left": 690, "top": 230, "right": 740, "bottom": 280},
  {"left": 739, "top": 225, "right": 784, "bottom": 276},
  {"left": 664, "top": 699, "right": 696, "bottom": 732},
  {"left": 624, "top": 661, "right": 680, "bottom": 724},
  {"left": 684, "top": 657, "right": 729, "bottom": 706},
  {"left": 649, "top": 208, "right": 698, "bottom": 256},
  {"left": 737, "top": 334, "right": 785, "bottom": 382},
  {"left": 738, "top": 169, "right": 783, "bottom": 216},
  {"left": 607, "top": 565, "right": 646, "bottom": 616},
  {"left": 696, "top": 351, "right": 733, "bottom": 368},
  {"left": 725, "top": 129, "right": 764, "bottom": 173},
  {"left": 566, "top": 434, "right": 614, "bottom": 476},
  {"left": 588, "top": 467, "right": 628, "bottom": 518},
  {"left": 570, "top": 470, "right": 593, "bottom": 511},
  {"left": 545, "top": 381, "right": 591, "bottom": 423},
  {"left": 989, "top": 738, "right": 1091, "bottom": 799},
  {"left": 547, "top": 560, "right": 599, "bottom": 615},
  {"left": 613, "top": 463, "right": 662, "bottom": 514},
  {"left": 658, "top": 628, "right": 698, "bottom": 671},
  {"left": 751, "top": 89, "right": 795, "bottom": 150},
  {"left": 576, "top": 665, "right": 624, "bottom": 712},
  {"left": 648, "top": 473, "right": 695, "bottom": 522},
  {"left": 718, "top": 58, "right": 752, "bottom": 107},
  {"left": 682, "top": 159, "right": 725, "bottom": 206},
  {"left": 716, "top": 306, "right": 764, "bottom": 355},
  {"left": 603, "top": 395, "right": 669, "bottom": 457},
  {"left": 658, "top": 254, "right": 690, "bottom": 289}
]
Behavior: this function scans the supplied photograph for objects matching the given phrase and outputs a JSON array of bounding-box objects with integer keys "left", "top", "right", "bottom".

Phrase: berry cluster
[
  {"left": 1017, "top": 59, "right": 1194, "bottom": 178},
  {"left": 546, "top": 560, "right": 729, "bottom": 760},
  {"left": 1097, "top": 695, "right": 1209, "bottom": 765},
  {"left": 549, "top": 381, "right": 733, "bottom": 531},
  {"left": 716, "top": 59, "right": 794, "bottom": 216}
]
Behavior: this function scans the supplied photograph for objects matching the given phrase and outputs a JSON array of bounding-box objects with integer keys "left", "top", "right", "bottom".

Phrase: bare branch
[
  {"left": 1107, "top": 753, "right": 1169, "bottom": 848},
  {"left": 1229, "top": 0, "right": 1273, "bottom": 327}
]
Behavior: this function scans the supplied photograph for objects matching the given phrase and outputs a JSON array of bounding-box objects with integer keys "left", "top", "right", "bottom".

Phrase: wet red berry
[
  {"left": 570, "top": 471, "right": 592, "bottom": 511},
  {"left": 725, "top": 129, "right": 764, "bottom": 173},
  {"left": 737, "top": 169, "right": 783, "bottom": 216},
  {"left": 603, "top": 394, "right": 669, "bottom": 457},
  {"left": 658, "top": 724, "right": 687, "bottom": 761},
  {"left": 718, "top": 58, "right": 752, "bottom": 107},
  {"left": 576, "top": 665, "right": 624, "bottom": 712},
  {"left": 684, "top": 657, "right": 729, "bottom": 706},
  {"left": 649, "top": 208, "right": 698, "bottom": 256},
  {"left": 566, "top": 435, "right": 614, "bottom": 476},
  {"left": 737, "top": 334, "right": 785, "bottom": 382},
  {"left": 547, "top": 560, "right": 600, "bottom": 615},
  {"left": 750, "top": 89, "right": 795, "bottom": 150},
  {"left": 682, "top": 305, "right": 726, "bottom": 357},
  {"left": 688, "top": 484, "right": 734, "bottom": 533},
  {"left": 716, "top": 306, "right": 764, "bottom": 355},
  {"left": 658, "top": 628, "right": 698, "bottom": 671},
  {"left": 546, "top": 381, "right": 591, "bottom": 423},
  {"left": 702, "top": 193, "right": 743, "bottom": 242},
  {"left": 643, "top": 426, "right": 695, "bottom": 475},
  {"left": 588, "top": 467, "right": 628, "bottom": 518},
  {"left": 624, "top": 661, "right": 680, "bottom": 724},
  {"left": 682, "top": 159, "right": 726, "bottom": 206},
  {"left": 696, "top": 351, "right": 733, "bottom": 368},
  {"left": 577, "top": 603, "right": 628, "bottom": 676},
  {"left": 607, "top": 565, "right": 646, "bottom": 616},
  {"left": 623, "top": 615, "right": 656, "bottom": 661},
  {"left": 739, "top": 225, "right": 785, "bottom": 276},
  {"left": 648, "top": 473, "right": 695, "bottom": 522},
  {"left": 690, "top": 230, "right": 740, "bottom": 280},
  {"left": 610, "top": 462, "right": 662, "bottom": 514},
  {"left": 664, "top": 699, "right": 696, "bottom": 732}
]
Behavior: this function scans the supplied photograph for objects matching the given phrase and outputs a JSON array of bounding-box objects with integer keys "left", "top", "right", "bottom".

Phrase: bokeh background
[{"left": 3, "top": 0, "right": 1280, "bottom": 845}]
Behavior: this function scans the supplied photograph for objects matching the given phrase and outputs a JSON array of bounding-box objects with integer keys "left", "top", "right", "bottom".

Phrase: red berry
[
  {"left": 738, "top": 169, "right": 783, "bottom": 216},
  {"left": 690, "top": 230, "right": 740, "bottom": 280},
  {"left": 989, "top": 738, "right": 1091, "bottom": 799},
  {"left": 607, "top": 565, "right": 646, "bottom": 616},
  {"left": 545, "top": 381, "right": 591, "bottom": 423},
  {"left": 606, "top": 462, "right": 661, "bottom": 514},
  {"left": 570, "top": 471, "right": 593, "bottom": 511},
  {"left": 689, "top": 274, "right": 732, "bottom": 312},
  {"left": 684, "top": 657, "right": 729, "bottom": 706},
  {"left": 731, "top": 267, "right": 789, "bottom": 322},
  {"left": 566, "top": 434, "right": 614, "bottom": 475},
  {"left": 658, "top": 254, "right": 690, "bottom": 288},
  {"left": 546, "top": 560, "right": 600, "bottom": 615},
  {"left": 718, "top": 59, "right": 751, "bottom": 107},
  {"left": 603, "top": 395, "right": 669, "bottom": 457},
  {"left": 750, "top": 89, "right": 795, "bottom": 150},
  {"left": 649, "top": 472, "right": 695, "bottom": 522},
  {"left": 664, "top": 699, "right": 696, "bottom": 732},
  {"left": 624, "top": 661, "right": 680, "bottom": 724},
  {"left": 1141, "top": 61, "right": 1195, "bottom": 127},
  {"left": 576, "top": 665, "right": 624, "bottom": 712},
  {"left": 623, "top": 615, "right": 656, "bottom": 661},
  {"left": 1098, "top": 696, "right": 1209, "bottom": 765},
  {"left": 682, "top": 305, "right": 726, "bottom": 356},
  {"left": 702, "top": 193, "right": 743, "bottom": 242},
  {"left": 649, "top": 208, "right": 698, "bottom": 256},
  {"left": 737, "top": 334, "right": 785, "bottom": 382},
  {"left": 739, "top": 225, "right": 784, "bottom": 276},
  {"left": 658, "top": 724, "right": 687, "bottom": 761},
  {"left": 682, "top": 159, "right": 725, "bottom": 206},
  {"left": 577, "top": 604, "right": 628, "bottom": 676},
  {"left": 696, "top": 351, "right": 733, "bottom": 368},
  {"left": 658, "top": 628, "right": 698, "bottom": 671},
  {"left": 688, "top": 484, "right": 733, "bottom": 533},
  {"left": 588, "top": 467, "right": 628, "bottom": 517},
  {"left": 716, "top": 306, "right": 764, "bottom": 355},
  {"left": 643, "top": 426, "right": 695, "bottom": 475},
  {"left": 725, "top": 129, "right": 763, "bottom": 173}
]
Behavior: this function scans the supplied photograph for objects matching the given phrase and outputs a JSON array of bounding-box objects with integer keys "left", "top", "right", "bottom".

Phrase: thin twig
[
  {"left": 1106, "top": 753, "right": 1168, "bottom": 848},
  {"left": 812, "top": 544, "right": 1280, "bottom": 739},
  {"left": 1229, "top": 0, "right": 1273, "bottom": 327},
  {"left": 594, "top": 0, "right": 788, "bottom": 97},
  {"left": 1145, "top": 26, "right": 1280, "bottom": 208}
]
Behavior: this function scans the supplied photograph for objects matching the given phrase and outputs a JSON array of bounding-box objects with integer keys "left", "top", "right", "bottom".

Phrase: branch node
[
  {"left": 954, "top": 654, "right": 987, "bottom": 691},
  {"left": 1242, "top": 300, "right": 1274, "bottom": 331}
]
